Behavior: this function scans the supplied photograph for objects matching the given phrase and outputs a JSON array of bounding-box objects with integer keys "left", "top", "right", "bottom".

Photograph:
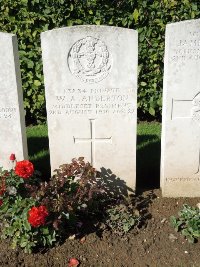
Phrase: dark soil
[{"left": 0, "top": 189, "right": 200, "bottom": 267}]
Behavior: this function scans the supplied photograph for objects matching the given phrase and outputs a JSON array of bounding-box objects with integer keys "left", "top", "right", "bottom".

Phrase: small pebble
[
  {"left": 68, "top": 234, "right": 76, "bottom": 240},
  {"left": 169, "top": 233, "right": 177, "bottom": 242}
]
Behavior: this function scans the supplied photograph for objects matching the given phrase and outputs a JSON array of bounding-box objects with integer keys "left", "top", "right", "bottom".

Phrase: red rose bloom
[
  {"left": 28, "top": 206, "right": 49, "bottom": 227},
  {"left": 9, "top": 153, "right": 16, "bottom": 161},
  {"left": 15, "top": 160, "right": 34, "bottom": 179}
]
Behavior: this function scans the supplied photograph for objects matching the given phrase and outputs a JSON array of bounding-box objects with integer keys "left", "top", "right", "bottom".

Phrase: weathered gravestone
[
  {"left": 41, "top": 26, "right": 138, "bottom": 189},
  {"left": 0, "top": 32, "right": 28, "bottom": 169},
  {"left": 161, "top": 19, "right": 200, "bottom": 197}
]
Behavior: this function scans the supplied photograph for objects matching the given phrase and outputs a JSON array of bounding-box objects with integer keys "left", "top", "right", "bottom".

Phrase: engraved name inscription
[
  {"left": 48, "top": 87, "right": 135, "bottom": 116},
  {"left": 170, "top": 31, "right": 200, "bottom": 62},
  {"left": 68, "top": 36, "right": 112, "bottom": 83}
]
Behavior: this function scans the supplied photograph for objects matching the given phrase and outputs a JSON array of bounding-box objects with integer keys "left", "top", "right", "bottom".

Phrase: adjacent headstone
[
  {"left": 41, "top": 26, "right": 138, "bottom": 189},
  {"left": 0, "top": 32, "right": 28, "bottom": 169},
  {"left": 161, "top": 19, "right": 200, "bottom": 197}
]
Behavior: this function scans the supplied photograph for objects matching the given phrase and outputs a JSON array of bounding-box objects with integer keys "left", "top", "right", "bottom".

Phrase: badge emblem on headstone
[{"left": 68, "top": 36, "right": 112, "bottom": 83}]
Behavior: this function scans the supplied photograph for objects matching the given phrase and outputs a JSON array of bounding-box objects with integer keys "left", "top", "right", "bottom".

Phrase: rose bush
[{"left": 0, "top": 155, "right": 106, "bottom": 253}]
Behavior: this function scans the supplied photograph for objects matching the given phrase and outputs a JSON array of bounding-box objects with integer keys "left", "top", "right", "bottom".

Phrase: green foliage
[
  {"left": 0, "top": 196, "right": 56, "bottom": 253},
  {"left": 0, "top": 157, "right": 105, "bottom": 253},
  {"left": 0, "top": 164, "right": 56, "bottom": 253},
  {"left": 105, "top": 199, "right": 141, "bottom": 235},
  {"left": 171, "top": 204, "right": 200, "bottom": 243},
  {"left": 0, "top": 0, "right": 200, "bottom": 123}
]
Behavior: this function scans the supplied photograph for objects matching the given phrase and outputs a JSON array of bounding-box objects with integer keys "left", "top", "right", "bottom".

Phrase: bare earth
[{"left": 0, "top": 189, "right": 200, "bottom": 267}]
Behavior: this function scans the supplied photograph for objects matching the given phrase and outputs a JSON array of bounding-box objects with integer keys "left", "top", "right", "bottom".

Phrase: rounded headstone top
[{"left": 41, "top": 25, "right": 138, "bottom": 36}]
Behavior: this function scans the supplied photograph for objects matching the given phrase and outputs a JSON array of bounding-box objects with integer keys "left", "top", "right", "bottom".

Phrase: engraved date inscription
[
  {"left": 48, "top": 87, "right": 135, "bottom": 116},
  {"left": 0, "top": 107, "right": 16, "bottom": 119}
]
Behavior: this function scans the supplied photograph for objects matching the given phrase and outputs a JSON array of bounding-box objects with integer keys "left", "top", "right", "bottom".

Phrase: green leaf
[
  {"left": 95, "top": 20, "right": 101, "bottom": 25},
  {"left": 141, "top": 82, "right": 147, "bottom": 86},
  {"left": 149, "top": 107, "right": 155, "bottom": 116},
  {"left": 67, "top": 20, "right": 73, "bottom": 26},
  {"left": 27, "top": 61, "right": 34, "bottom": 69},
  {"left": 133, "top": 9, "right": 139, "bottom": 23},
  {"left": 34, "top": 80, "right": 41, "bottom": 86},
  {"left": 42, "top": 227, "right": 49, "bottom": 235},
  {"left": 20, "top": 240, "right": 28, "bottom": 248}
]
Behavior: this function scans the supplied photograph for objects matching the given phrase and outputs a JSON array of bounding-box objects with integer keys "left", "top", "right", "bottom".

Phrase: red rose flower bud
[
  {"left": 0, "top": 200, "right": 3, "bottom": 206},
  {"left": 9, "top": 153, "right": 16, "bottom": 161},
  {"left": 15, "top": 160, "right": 34, "bottom": 179},
  {"left": 28, "top": 206, "right": 49, "bottom": 227},
  {"left": 68, "top": 258, "right": 79, "bottom": 267}
]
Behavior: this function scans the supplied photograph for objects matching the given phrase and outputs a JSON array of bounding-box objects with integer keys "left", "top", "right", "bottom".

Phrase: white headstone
[
  {"left": 161, "top": 19, "right": 200, "bottom": 197},
  {"left": 0, "top": 32, "right": 28, "bottom": 169},
  {"left": 41, "top": 26, "right": 138, "bottom": 190}
]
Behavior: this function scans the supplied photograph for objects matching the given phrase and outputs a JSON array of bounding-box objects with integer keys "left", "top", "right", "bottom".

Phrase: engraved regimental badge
[{"left": 68, "top": 36, "right": 112, "bottom": 83}]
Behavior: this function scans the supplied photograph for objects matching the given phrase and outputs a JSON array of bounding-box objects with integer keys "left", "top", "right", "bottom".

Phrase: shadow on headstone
[
  {"left": 100, "top": 167, "right": 135, "bottom": 198},
  {"left": 136, "top": 134, "right": 161, "bottom": 189},
  {"left": 27, "top": 136, "right": 51, "bottom": 180}
]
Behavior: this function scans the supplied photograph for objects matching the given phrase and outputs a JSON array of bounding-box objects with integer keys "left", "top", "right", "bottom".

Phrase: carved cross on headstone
[
  {"left": 73, "top": 119, "right": 112, "bottom": 166},
  {"left": 171, "top": 92, "right": 200, "bottom": 173}
]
